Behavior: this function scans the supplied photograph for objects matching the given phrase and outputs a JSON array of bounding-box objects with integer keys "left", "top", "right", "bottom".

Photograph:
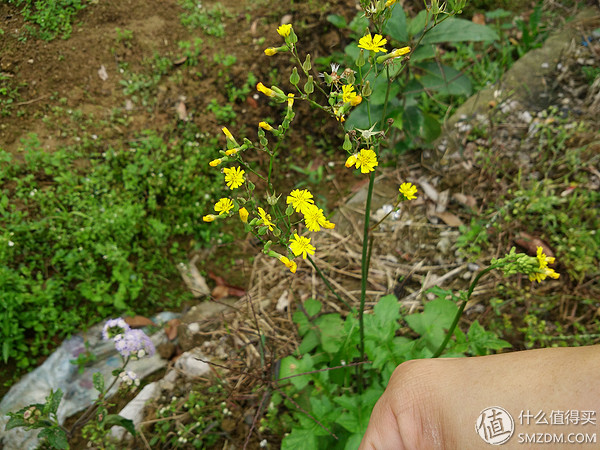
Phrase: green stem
[
  {"left": 307, "top": 255, "right": 352, "bottom": 310},
  {"left": 431, "top": 264, "right": 500, "bottom": 358},
  {"left": 358, "top": 170, "right": 376, "bottom": 386}
]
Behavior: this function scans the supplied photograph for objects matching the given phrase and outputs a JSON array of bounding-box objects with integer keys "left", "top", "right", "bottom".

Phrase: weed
[
  {"left": 206, "top": 99, "right": 237, "bottom": 123},
  {"left": 6, "top": 0, "right": 86, "bottom": 40},
  {"left": 179, "top": 1, "right": 231, "bottom": 37},
  {"left": 0, "top": 123, "right": 227, "bottom": 369}
]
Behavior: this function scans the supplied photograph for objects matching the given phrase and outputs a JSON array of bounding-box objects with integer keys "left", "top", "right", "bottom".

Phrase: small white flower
[
  {"left": 8, "top": 241, "right": 15, "bottom": 247},
  {"left": 260, "top": 439, "right": 268, "bottom": 448}
]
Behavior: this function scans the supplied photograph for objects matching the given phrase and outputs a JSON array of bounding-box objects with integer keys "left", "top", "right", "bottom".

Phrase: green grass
[
  {"left": 5, "top": 0, "right": 86, "bottom": 40},
  {"left": 0, "top": 124, "right": 228, "bottom": 370}
]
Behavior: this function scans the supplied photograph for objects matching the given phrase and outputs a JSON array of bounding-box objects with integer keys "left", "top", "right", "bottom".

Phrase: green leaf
[
  {"left": 46, "top": 389, "right": 63, "bottom": 416},
  {"left": 407, "top": 10, "right": 429, "bottom": 38},
  {"left": 421, "top": 18, "right": 499, "bottom": 44},
  {"left": 38, "top": 427, "right": 69, "bottom": 450},
  {"left": 281, "top": 428, "right": 318, "bottom": 450},
  {"left": 5, "top": 413, "right": 27, "bottom": 430},
  {"left": 279, "top": 355, "right": 314, "bottom": 390},
  {"left": 345, "top": 433, "right": 364, "bottom": 450},
  {"left": 327, "top": 14, "right": 347, "bottom": 29},
  {"left": 417, "top": 62, "right": 472, "bottom": 96},
  {"left": 93, "top": 371, "right": 105, "bottom": 394},
  {"left": 364, "top": 294, "right": 400, "bottom": 342},
  {"left": 105, "top": 414, "right": 137, "bottom": 436},
  {"left": 422, "top": 112, "right": 441, "bottom": 142},
  {"left": 383, "top": 6, "right": 408, "bottom": 43},
  {"left": 297, "top": 329, "right": 319, "bottom": 354},
  {"left": 370, "top": 76, "right": 400, "bottom": 106},
  {"left": 304, "top": 298, "right": 322, "bottom": 317},
  {"left": 405, "top": 297, "right": 458, "bottom": 350},
  {"left": 467, "top": 320, "right": 512, "bottom": 356},
  {"left": 2, "top": 340, "right": 10, "bottom": 363},
  {"left": 315, "top": 314, "right": 344, "bottom": 354}
]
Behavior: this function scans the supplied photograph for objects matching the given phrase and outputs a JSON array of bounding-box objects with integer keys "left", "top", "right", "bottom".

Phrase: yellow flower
[
  {"left": 225, "top": 148, "right": 239, "bottom": 156},
  {"left": 277, "top": 24, "right": 292, "bottom": 38},
  {"left": 342, "top": 84, "right": 357, "bottom": 103},
  {"left": 386, "top": 0, "right": 397, "bottom": 7},
  {"left": 536, "top": 246, "right": 555, "bottom": 268},
  {"left": 303, "top": 204, "right": 330, "bottom": 232},
  {"left": 345, "top": 153, "right": 358, "bottom": 168},
  {"left": 239, "top": 207, "right": 249, "bottom": 223},
  {"left": 203, "top": 214, "right": 216, "bottom": 222},
  {"left": 529, "top": 246, "right": 560, "bottom": 283},
  {"left": 279, "top": 255, "right": 297, "bottom": 273},
  {"left": 350, "top": 95, "right": 362, "bottom": 107},
  {"left": 224, "top": 166, "right": 245, "bottom": 190},
  {"left": 287, "top": 93, "right": 294, "bottom": 109},
  {"left": 209, "top": 159, "right": 222, "bottom": 167},
  {"left": 264, "top": 47, "right": 278, "bottom": 56},
  {"left": 289, "top": 234, "right": 315, "bottom": 259},
  {"left": 214, "top": 198, "right": 233, "bottom": 216},
  {"left": 258, "top": 207, "right": 274, "bottom": 231},
  {"left": 222, "top": 127, "right": 234, "bottom": 140},
  {"left": 322, "top": 219, "right": 335, "bottom": 229},
  {"left": 399, "top": 182, "right": 418, "bottom": 200},
  {"left": 391, "top": 46, "right": 411, "bottom": 58},
  {"left": 286, "top": 189, "right": 314, "bottom": 214},
  {"left": 358, "top": 33, "right": 388, "bottom": 53},
  {"left": 355, "top": 148, "right": 378, "bottom": 173},
  {"left": 257, "top": 82, "right": 275, "bottom": 97},
  {"left": 259, "top": 121, "right": 273, "bottom": 131}
]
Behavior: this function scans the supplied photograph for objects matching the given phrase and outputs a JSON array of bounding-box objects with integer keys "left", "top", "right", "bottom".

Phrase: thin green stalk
[
  {"left": 358, "top": 170, "right": 376, "bottom": 387},
  {"left": 431, "top": 264, "right": 500, "bottom": 358}
]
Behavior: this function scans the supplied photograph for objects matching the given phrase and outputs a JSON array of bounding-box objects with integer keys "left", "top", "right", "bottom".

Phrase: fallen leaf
[
  {"left": 418, "top": 179, "right": 439, "bottom": 202},
  {"left": 212, "top": 284, "right": 229, "bottom": 300},
  {"left": 164, "top": 318, "right": 180, "bottom": 340},
  {"left": 173, "top": 56, "right": 187, "bottom": 65},
  {"left": 246, "top": 96, "right": 258, "bottom": 109},
  {"left": 208, "top": 272, "right": 246, "bottom": 297},
  {"left": 452, "top": 192, "right": 478, "bottom": 209},
  {"left": 514, "top": 232, "right": 554, "bottom": 257},
  {"left": 125, "top": 315, "right": 156, "bottom": 328},
  {"left": 435, "top": 211, "right": 464, "bottom": 227}
]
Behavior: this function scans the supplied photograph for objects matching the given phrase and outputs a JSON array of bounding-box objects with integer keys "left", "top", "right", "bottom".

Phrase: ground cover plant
[{"left": 1, "top": 0, "right": 599, "bottom": 448}]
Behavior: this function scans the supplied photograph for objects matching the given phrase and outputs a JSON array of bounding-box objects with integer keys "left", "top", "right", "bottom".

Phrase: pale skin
[{"left": 360, "top": 346, "right": 600, "bottom": 449}]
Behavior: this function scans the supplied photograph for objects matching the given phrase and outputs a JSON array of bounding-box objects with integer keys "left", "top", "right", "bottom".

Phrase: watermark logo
[{"left": 476, "top": 406, "right": 515, "bottom": 445}]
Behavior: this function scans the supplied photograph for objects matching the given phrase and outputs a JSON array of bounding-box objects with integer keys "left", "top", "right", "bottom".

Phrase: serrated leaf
[
  {"left": 38, "top": 427, "right": 68, "bottom": 450},
  {"left": 5, "top": 414, "right": 27, "bottom": 430},
  {"left": 46, "top": 389, "right": 63, "bottom": 416},
  {"left": 467, "top": 320, "right": 511, "bottom": 356},
  {"left": 279, "top": 355, "right": 314, "bottom": 390},
  {"left": 421, "top": 18, "right": 499, "bottom": 44},
  {"left": 93, "top": 371, "right": 104, "bottom": 394},
  {"left": 304, "top": 298, "right": 322, "bottom": 316},
  {"left": 405, "top": 298, "right": 458, "bottom": 350},
  {"left": 281, "top": 428, "right": 318, "bottom": 450},
  {"left": 315, "top": 314, "right": 344, "bottom": 354}
]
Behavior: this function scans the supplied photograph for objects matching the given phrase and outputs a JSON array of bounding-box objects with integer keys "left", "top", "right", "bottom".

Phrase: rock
[
  {"left": 111, "top": 382, "right": 160, "bottom": 440},
  {"left": 174, "top": 350, "right": 210, "bottom": 378}
]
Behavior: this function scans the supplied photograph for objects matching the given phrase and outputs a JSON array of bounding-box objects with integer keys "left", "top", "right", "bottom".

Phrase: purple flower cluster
[{"left": 102, "top": 318, "right": 155, "bottom": 360}]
